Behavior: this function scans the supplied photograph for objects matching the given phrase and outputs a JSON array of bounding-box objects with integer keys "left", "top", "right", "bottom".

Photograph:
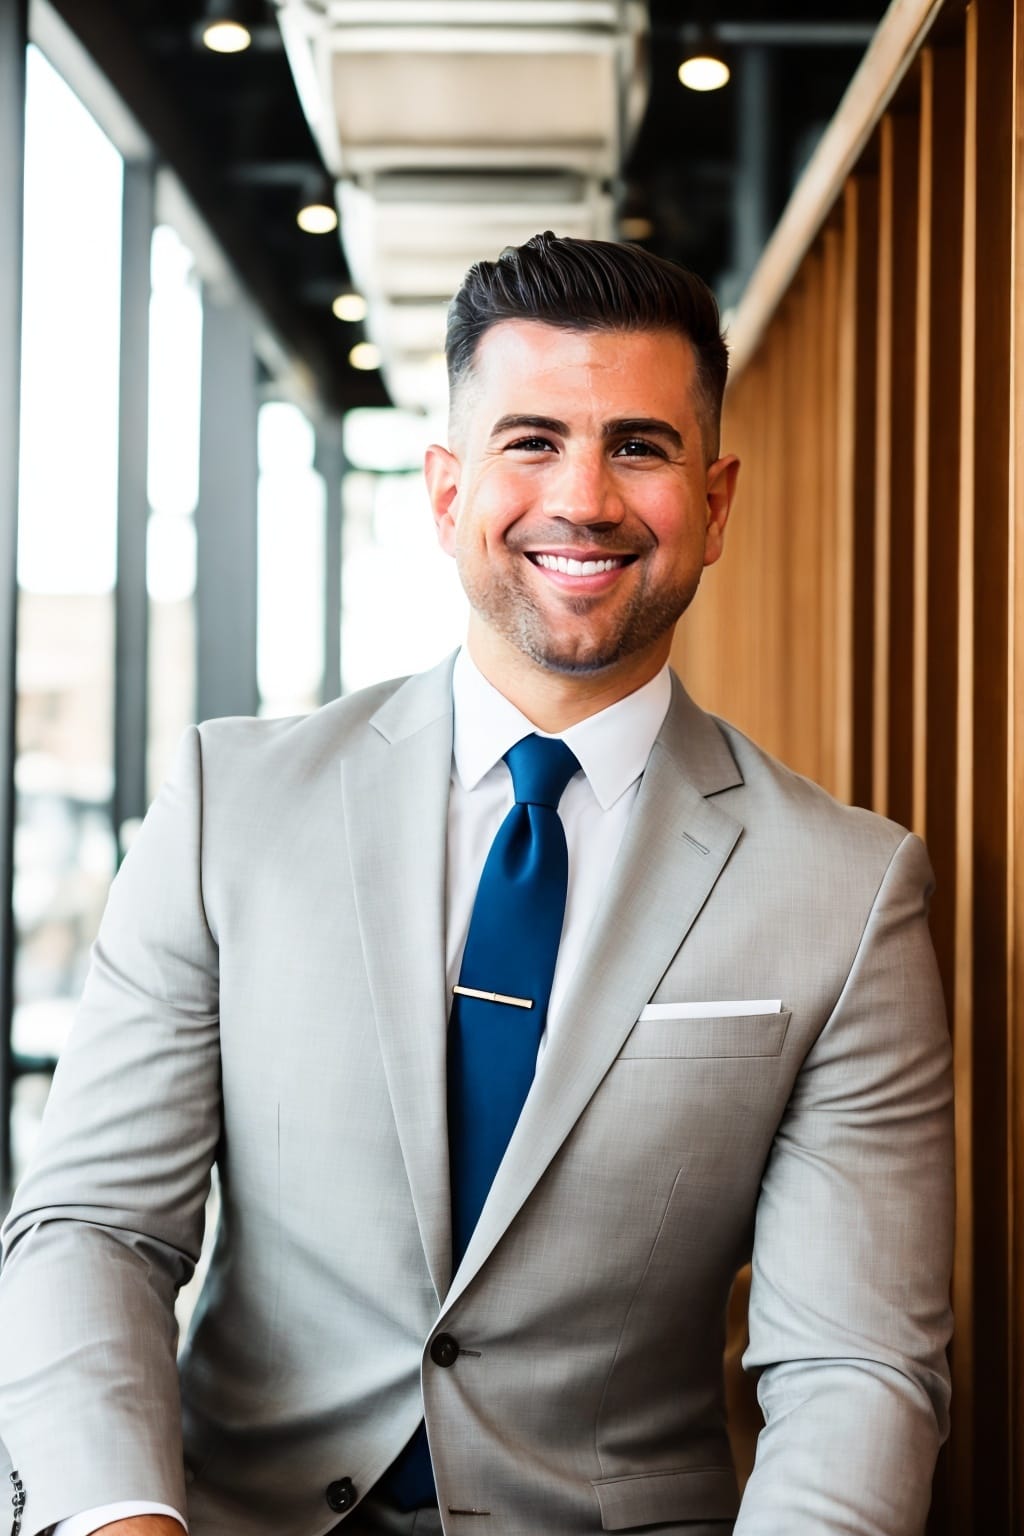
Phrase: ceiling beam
[{"left": 666, "top": 22, "right": 879, "bottom": 48}]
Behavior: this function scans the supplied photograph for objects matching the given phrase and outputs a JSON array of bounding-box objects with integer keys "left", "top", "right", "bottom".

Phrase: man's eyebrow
[
  {"left": 489, "top": 414, "right": 570, "bottom": 439},
  {"left": 488, "top": 414, "right": 685, "bottom": 450},
  {"left": 604, "top": 418, "right": 684, "bottom": 451}
]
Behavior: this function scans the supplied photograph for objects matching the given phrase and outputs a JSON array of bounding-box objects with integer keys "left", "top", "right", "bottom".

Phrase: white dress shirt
[
  {"left": 53, "top": 650, "right": 671, "bottom": 1536},
  {"left": 446, "top": 648, "right": 671, "bottom": 1046}
]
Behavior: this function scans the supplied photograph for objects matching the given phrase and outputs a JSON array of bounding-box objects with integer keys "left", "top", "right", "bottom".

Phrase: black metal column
[
  {"left": 732, "top": 46, "right": 773, "bottom": 293},
  {"left": 316, "top": 419, "right": 344, "bottom": 704},
  {"left": 114, "top": 161, "right": 155, "bottom": 855},
  {"left": 0, "top": 0, "right": 29, "bottom": 1198},
  {"left": 195, "top": 289, "right": 259, "bottom": 723}
]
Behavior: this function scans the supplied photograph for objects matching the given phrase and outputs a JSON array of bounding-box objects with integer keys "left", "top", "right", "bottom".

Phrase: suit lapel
[
  {"left": 340, "top": 656, "right": 456, "bottom": 1302},
  {"left": 442, "top": 677, "right": 744, "bottom": 1311}
]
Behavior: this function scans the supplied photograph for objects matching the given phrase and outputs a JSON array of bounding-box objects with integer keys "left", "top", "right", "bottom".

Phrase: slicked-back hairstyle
[{"left": 446, "top": 230, "right": 729, "bottom": 458}]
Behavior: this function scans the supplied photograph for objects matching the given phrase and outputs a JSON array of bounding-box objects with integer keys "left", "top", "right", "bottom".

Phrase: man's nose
[{"left": 542, "top": 452, "right": 625, "bottom": 525}]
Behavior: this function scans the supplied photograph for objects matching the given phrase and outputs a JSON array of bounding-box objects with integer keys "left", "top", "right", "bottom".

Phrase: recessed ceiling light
[
  {"left": 332, "top": 292, "right": 368, "bottom": 322},
  {"left": 349, "top": 342, "right": 381, "bottom": 371},
  {"left": 678, "top": 55, "right": 730, "bottom": 92},
  {"left": 297, "top": 201, "right": 338, "bottom": 235},
  {"left": 202, "top": 19, "right": 251, "bottom": 53}
]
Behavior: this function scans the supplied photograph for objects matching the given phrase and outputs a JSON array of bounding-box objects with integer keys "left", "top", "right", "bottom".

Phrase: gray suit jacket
[{"left": 0, "top": 657, "right": 953, "bottom": 1536}]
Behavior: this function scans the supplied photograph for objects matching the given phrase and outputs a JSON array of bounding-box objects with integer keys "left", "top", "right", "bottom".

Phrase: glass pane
[
  {"left": 147, "top": 223, "right": 201, "bottom": 802},
  {"left": 344, "top": 406, "right": 438, "bottom": 473},
  {"left": 341, "top": 462, "right": 467, "bottom": 694},
  {"left": 13, "top": 48, "right": 124, "bottom": 1178},
  {"left": 257, "top": 402, "right": 325, "bottom": 718}
]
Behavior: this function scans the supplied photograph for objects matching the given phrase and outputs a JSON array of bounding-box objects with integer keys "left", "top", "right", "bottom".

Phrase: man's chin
[
  {"left": 517, "top": 630, "right": 646, "bottom": 677},
  {"left": 528, "top": 648, "right": 624, "bottom": 676}
]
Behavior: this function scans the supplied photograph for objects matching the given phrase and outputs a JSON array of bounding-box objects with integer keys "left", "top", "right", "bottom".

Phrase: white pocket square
[{"left": 638, "top": 999, "right": 783, "bottom": 1021}]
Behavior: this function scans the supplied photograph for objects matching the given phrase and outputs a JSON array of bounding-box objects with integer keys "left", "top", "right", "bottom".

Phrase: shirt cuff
[{"left": 51, "top": 1502, "right": 188, "bottom": 1536}]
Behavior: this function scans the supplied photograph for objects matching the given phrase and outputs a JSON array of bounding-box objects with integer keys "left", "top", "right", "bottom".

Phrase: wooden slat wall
[
  {"left": 1012, "top": 5, "right": 1024, "bottom": 1515},
  {"left": 672, "top": 0, "right": 1023, "bottom": 1527}
]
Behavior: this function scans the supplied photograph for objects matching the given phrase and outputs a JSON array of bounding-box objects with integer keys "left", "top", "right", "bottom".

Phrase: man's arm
[
  {"left": 0, "top": 728, "right": 220, "bottom": 1536},
  {"left": 736, "top": 831, "right": 954, "bottom": 1535}
]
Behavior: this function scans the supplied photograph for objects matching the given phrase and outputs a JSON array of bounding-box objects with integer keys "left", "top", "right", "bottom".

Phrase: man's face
[{"left": 425, "top": 321, "right": 738, "bottom": 693}]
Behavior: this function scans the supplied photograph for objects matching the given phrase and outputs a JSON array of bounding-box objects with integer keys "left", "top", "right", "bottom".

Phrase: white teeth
[{"left": 534, "top": 554, "right": 623, "bottom": 575}]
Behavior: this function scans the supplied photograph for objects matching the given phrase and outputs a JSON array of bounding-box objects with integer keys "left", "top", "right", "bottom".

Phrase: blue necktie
[
  {"left": 383, "top": 733, "right": 580, "bottom": 1512},
  {"left": 448, "top": 733, "right": 581, "bottom": 1266}
]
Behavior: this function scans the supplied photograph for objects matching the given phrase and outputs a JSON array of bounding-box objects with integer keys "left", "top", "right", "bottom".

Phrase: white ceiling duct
[
  {"left": 339, "top": 174, "right": 614, "bottom": 300},
  {"left": 275, "top": 0, "right": 650, "bottom": 411}
]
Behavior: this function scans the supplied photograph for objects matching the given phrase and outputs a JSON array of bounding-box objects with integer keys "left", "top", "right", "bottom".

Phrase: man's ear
[
  {"left": 703, "top": 453, "right": 740, "bottom": 568},
  {"left": 425, "top": 444, "right": 461, "bottom": 557}
]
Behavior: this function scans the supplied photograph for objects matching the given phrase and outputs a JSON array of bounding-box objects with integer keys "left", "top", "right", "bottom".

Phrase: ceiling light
[
  {"left": 349, "top": 342, "right": 381, "bottom": 371},
  {"left": 200, "top": 0, "right": 254, "bottom": 53},
  {"left": 332, "top": 292, "right": 368, "bottom": 323},
  {"left": 678, "top": 54, "right": 730, "bottom": 92},
  {"left": 297, "top": 198, "right": 338, "bottom": 235},
  {"left": 202, "top": 19, "right": 251, "bottom": 52}
]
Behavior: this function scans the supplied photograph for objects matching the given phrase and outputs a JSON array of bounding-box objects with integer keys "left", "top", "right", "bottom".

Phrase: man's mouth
[{"left": 526, "top": 552, "right": 638, "bottom": 576}]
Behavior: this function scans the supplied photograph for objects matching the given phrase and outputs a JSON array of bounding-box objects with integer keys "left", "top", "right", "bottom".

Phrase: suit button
[
  {"left": 430, "top": 1332, "right": 460, "bottom": 1367},
  {"left": 325, "top": 1477, "right": 357, "bottom": 1512}
]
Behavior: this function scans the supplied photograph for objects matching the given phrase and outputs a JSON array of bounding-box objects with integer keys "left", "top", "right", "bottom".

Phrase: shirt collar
[{"left": 451, "top": 646, "right": 672, "bottom": 810}]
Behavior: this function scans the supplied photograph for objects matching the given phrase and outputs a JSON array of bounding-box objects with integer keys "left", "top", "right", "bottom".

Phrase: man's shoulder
[
  {"left": 705, "top": 709, "right": 919, "bottom": 877},
  {"left": 191, "top": 656, "right": 454, "bottom": 779},
  {"left": 196, "top": 672, "right": 407, "bottom": 749}
]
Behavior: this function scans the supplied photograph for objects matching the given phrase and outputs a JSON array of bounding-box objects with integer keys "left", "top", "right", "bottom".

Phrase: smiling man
[{"left": 0, "top": 233, "right": 953, "bottom": 1536}]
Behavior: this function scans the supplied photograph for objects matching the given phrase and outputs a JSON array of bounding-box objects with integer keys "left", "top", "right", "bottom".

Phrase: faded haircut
[{"left": 446, "top": 230, "right": 729, "bottom": 459}]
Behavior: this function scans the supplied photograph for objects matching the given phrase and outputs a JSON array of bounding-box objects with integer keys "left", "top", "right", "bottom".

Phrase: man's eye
[
  {"left": 614, "top": 438, "right": 663, "bottom": 458},
  {"left": 507, "top": 436, "right": 555, "bottom": 452}
]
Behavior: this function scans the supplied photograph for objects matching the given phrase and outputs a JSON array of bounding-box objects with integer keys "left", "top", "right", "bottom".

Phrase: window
[
  {"left": 341, "top": 409, "right": 466, "bottom": 692},
  {"left": 147, "top": 223, "right": 201, "bottom": 801},
  {"left": 257, "top": 401, "right": 325, "bottom": 718},
  {"left": 12, "top": 47, "right": 123, "bottom": 1178}
]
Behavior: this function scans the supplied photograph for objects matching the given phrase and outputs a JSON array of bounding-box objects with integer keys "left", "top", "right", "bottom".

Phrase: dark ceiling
[{"left": 48, "top": 0, "right": 890, "bottom": 415}]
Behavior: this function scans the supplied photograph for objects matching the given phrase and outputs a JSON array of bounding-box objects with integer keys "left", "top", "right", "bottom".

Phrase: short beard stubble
[{"left": 457, "top": 539, "right": 703, "bottom": 677}]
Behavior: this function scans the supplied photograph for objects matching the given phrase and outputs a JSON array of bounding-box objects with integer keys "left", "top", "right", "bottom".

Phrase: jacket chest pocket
[{"left": 618, "top": 1010, "right": 791, "bottom": 1059}]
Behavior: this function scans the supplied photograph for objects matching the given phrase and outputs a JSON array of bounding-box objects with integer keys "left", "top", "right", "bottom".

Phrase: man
[{"left": 0, "top": 232, "right": 954, "bottom": 1536}]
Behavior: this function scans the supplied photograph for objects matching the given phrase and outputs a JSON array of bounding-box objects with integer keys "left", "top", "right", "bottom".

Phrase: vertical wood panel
[
  {"left": 764, "top": 308, "right": 792, "bottom": 758},
  {"left": 835, "top": 173, "right": 879, "bottom": 807},
  {"left": 952, "top": 16, "right": 978, "bottom": 1514},
  {"left": 786, "top": 257, "right": 824, "bottom": 781},
  {"left": 955, "top": 0, "right": 1014, "bottom": 1526},
  {"left": 745, "top": 354, "right": 770, "bottom": 740},
  {"left": 742, "top": 363, "right": 768, "bottom": 735},
  {"left": 1012, "top": 1, "right": 1024, "bottom": 1513},
  {"left": 873, "top": 110, "right": 920, "bottom": 824},
  {"left": 913, "top": 44, "right": 964, "bottom": 1021},
  {"left": 777, "top": 298, "right": 799, "bottom": 762},
  {"left": 914, "top": 47, "right": 965, "bottom": 1536},
  {"left": 818, "top": 227, "right": 842, "bottom": 797}
]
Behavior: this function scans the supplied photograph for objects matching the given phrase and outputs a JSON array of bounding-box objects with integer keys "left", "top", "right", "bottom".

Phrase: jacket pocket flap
[{"left": 593, "top": 1466, "right": 739, "bottom": 1530}]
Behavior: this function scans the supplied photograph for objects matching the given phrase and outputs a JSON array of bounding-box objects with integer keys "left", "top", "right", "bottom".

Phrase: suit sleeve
[
  {"left": 0, "top": 727, "right": 220, "bottom": 1536},
  {"left": 735, "top": 831, "right": 954, "bottom": 1536}
]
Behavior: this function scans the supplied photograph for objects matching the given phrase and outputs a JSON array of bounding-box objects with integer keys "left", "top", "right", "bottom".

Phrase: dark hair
[{"left": 446, "top": 230, "right": 729, "bottom": 457}]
